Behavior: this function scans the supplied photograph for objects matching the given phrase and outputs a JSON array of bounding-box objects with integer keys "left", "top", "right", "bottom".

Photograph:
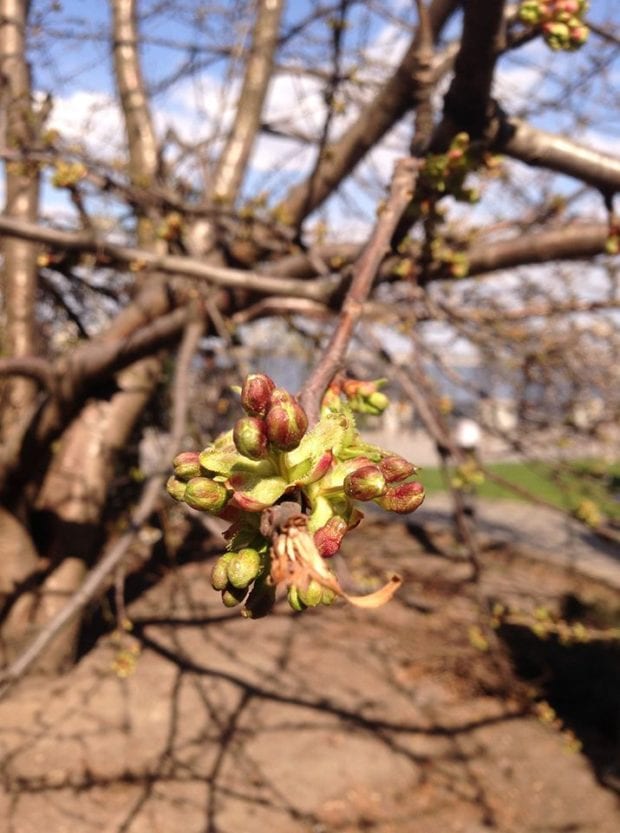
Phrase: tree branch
[
  {"left": 277, "top": 0, "right": 458, "bottom": 226},
  {"left": 209, "top": 0, "right": 284, "bottom": 205},
  {"left": 0, "top": 313, "right": 205, "bottom": 699},
  {"left": 0, "top": 216, "right": 331, "bottom": 301},
  {"left": 299, "top": 157, "right": 420, "bottom": 421},
  {"left": 497, "top": 117, "right": 620, "bottom": 195}
]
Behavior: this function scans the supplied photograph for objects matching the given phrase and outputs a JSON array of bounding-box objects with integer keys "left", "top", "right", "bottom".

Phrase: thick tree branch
[
  {"left": 433, "top": 0, "right": 507, "bottom": 148},
  {"left": 0, "top": 314, "right": 205, "bottom": 698},
  {"left": 467, "top": 223, "right": 612, "bottom": 275},
  {"left": 210, "top": 0, "right": 283, "bottom": 205},
  {"left": 497, "top": 117, "right": 620, "bottom": 196},
  {"left": 0, "top": 216, "right": 332, "bottom": 300},
  {"left": 0, "top": 0, "right": 41, "bottom": 435}
]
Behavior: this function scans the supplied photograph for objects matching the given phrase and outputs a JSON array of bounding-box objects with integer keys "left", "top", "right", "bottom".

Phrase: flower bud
[
  {"left": 298, "top": 579, "right": 324, "bottom": 608},
  {"left": 240, "top": 373, "right": 275, "bottom": 417},
  {"left": 379, "top": 455, "right": 417, "bottom": 483},
  {"left": 222, "top": 585, "right": 247, "bottom": 608},
  {"left": 314, "top": 516, "right": 348, "bottom": 557},
  {"left": 227, "top": 548, "right": 262, "bottom": 589},
  {"left": 287, "top": 585, "right": 306, "bottom": 612},
  {"left": 266, "top": 396, "right": 308, "bottom": 451},
  {"left": 166, "top": 476, "right": 187, "bottom": 502},
  {"left": 376, "top": 481, "right": 425, "bottom": 514},
  {"left": 233, "top": 416, "right": 268, "bottom": 459},
  {"left": 211, "top": 553, "right": 233, "bottom": 590},
  {"left": 344, "top": 464, "right": 387, "bottom": 501},
  {"left": 569, "top": 24, "right": 588, "bottom": 45},
  {"left": 321, "top": 587, "right": 336, "bottom": 606},
  {"left": 172, "top": 451, "right": 201, "bottom": 481},
  {"left": 184, "top": 477, "right": 229, "bottom": 513},
  {"left": 366, "top": 391, "right": 389, "bottom": 413}
]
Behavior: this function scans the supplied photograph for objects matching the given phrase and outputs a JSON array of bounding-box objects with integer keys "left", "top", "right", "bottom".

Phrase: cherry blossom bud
[
  {"left": 314, "top": 516, "right": 348, "bottom": 557},
  {"left": 211, "top": 553, "right": 233, "bottom": 590},
  {"left": 379, "top": 455, "right": 417, "bottom": 483},
  {"left": 298, "top": 579, "right": 324, "bottom": 608},
  {"left": 240, "top": 373, "right": 276, "bottom": 417},
  {"left": 367, "top": 391, "right": 389, "bottom": 413},
  {"left": 376, "top": 481, "right": 425, "bottom": 514},
  {"left": 233, "top": 416, "right": 268, "bottom": 459},
  {"left": 172, "top": 451, "right": 201, "bottom": 481},
  {"left": 222, "top": 585, "right": 247, "bottom": 607},
  {"left": 184, "top": 477, "right": 229, "bottom": 513},
  {"left": 287, "top": 585, "right": 306, "bottom": 612},
  {"left": 227, "top": 548, "right": 262, "bottom": 589},
  {"left": 266, "top": 395, "right": 308, "bottom": 451},
  {"left": 166, "top": 476, "right": 187, "bottom": 502},
  {"left": 344, "top": 464, "right": 387, "bottom": 501}
]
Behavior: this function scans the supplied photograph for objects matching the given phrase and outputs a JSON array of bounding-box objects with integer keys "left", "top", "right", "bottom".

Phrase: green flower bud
[
  {"left": 227, "top": 547, "right": 262, "bottom": 589},
  {"left": 321, "top": 587, "right": 336, "bottom": 606},
  {"left": 376, "top": 481, "right": 425, "bottom": 514},
  {"left": 233, "top": 416, "right": 269, "bottom": 459},
  {"left": 211, "top": 553, "right": 234, "bottom": 590},
  {"left": 240, "top": 373, "right": 276, "bottom": 417},
  {"left": 222, "top": 584, "right": 248, "bottom": 608},
  {"left": 184, "top": 477, "right": 229, "bottom": 513},
  {"left": 379, "top": 455, "right": 417, "bottom": 483},
  {"left": 287, "top": 585, "right": 306, "bottom": 612},
  {"left": 266, "top": 396, "right": 308, "bottom": 451},
  {"left": 367, "top": 391, "right": 389, "bottom": 413},
  {"left": 172, "top": 451, "right": 201, "bottom": 481},
  {"left": 344, "top": 464, "right": 387, "bottom": 501},
  {"left": 166, "top": 476, "right": 187, "bottom": 502},
  {"left": 298, "top": 579, "right": 324, "bottom": 608}
]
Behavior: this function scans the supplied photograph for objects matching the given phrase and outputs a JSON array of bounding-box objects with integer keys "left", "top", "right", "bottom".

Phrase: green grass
[{"left": 419, "top": 459, "right": 620, "bottom": 522}]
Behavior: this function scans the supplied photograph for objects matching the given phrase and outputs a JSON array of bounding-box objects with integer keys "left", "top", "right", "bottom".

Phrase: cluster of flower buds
[
  {"left": 518, "top": 1, "right": 589, "bottom": 51},
  {"left": 167, "top": 373, "right": 425, "bottom": 617},
  {"left": 451, "top": 459, "right": 485, "bottom": 492},
  {"left": 418, "top": 133, "right": 480, "bottom": 207},
  {"left": 322, "top": 377, "right": 389, "bottom": 416}
]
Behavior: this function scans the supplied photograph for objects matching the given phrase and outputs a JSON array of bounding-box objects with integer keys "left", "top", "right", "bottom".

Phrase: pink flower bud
[
  {"left": 314, "top": 516, "right": 348, "bottom": 557},
  {"left": 240, "top": 373, "right": 276, "bottom": 417},
  {"left": 378, "top": 455, "right": 417, "bottom": 483},
  {"left": 172, "top": 451, "right": 201, "bottom": 481},
  {"left": 233, "top": 416, "right": 269, "bottom": 459},
  {"left": 376, "top": 481, "right": 425, "bottom": 514},
  {"left": 184, "top": 477, "right": 229, "bottom": 513},
  {"left": 266, "top": 395, "right": 308, "bottom": 451},
  {"left": 344, "top": 464, "right": 387, "bottom": 501}
]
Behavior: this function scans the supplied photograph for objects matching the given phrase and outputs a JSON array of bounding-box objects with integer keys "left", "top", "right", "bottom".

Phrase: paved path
[{"left": 413, "top": 494, "right": 620, "bottom": 590}]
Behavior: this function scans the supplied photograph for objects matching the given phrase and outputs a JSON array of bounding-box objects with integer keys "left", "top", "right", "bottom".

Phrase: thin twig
[
  {"left": 0, "top": 309, "right": 205, "bottom": 698},
  {"left": 299, "top": 157, "right": 420, "bottom": 422}
]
